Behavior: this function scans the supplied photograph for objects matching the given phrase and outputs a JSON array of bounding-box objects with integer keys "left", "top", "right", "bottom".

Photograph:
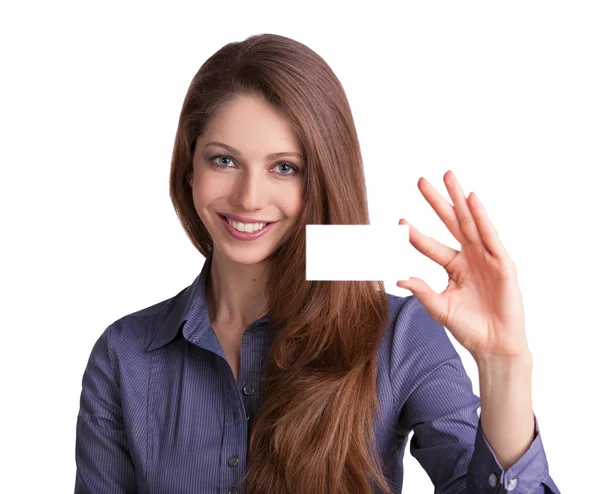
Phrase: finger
[
  {"left": 443, "top": 170, "right": 483, "bottom": 246},
  {"left": 399, "top": 218, "right": 458, "bottom": 269},
  {"left": 417, "top": 177, "right": 466, "bottom": 246},
  {"left": 469, "top": 192, "right": 511, "bottom": 261}
]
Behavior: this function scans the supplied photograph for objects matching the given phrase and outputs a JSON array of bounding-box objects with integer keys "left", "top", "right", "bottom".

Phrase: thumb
[{"left": 396, "top": 277, "right": 446, "bottom": 327}]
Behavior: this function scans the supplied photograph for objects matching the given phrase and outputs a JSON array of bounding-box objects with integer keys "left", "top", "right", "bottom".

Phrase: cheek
[
  {"left": 279, "top": 185, "right": 303, "bottom": 217},
  {"left": 195, "top": 173, "right": 230, "bottom": 199}
]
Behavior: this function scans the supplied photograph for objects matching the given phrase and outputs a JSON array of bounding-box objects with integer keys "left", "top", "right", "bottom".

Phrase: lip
[
  {"left": 218, "top": 213, "right": 277, "bottom": 224},
  {"left": 218, "top": 213, "right": 277, "bottom": 241}
]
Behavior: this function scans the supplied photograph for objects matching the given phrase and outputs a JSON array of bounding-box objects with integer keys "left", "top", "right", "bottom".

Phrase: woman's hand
[{"left": 396, "top": 170, "right": 530, "bottom": 362}]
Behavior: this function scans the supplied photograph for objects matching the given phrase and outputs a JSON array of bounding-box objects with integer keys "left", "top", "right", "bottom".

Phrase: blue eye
[{"left": 208, "top": 154, "right": 300, "bottom": 177}]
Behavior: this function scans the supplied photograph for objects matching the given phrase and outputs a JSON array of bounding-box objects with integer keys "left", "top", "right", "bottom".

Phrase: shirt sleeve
[
  {"left": 393, "top": 297, "right": 560, "bottom": 493},
  {"left": 75, "top": 325, "right": 137, "bottom": 493}
]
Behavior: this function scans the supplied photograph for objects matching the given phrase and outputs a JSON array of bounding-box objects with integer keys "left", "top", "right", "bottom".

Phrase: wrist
[{"left": 475, "top": 349, "right": 533, "bottom": 370}]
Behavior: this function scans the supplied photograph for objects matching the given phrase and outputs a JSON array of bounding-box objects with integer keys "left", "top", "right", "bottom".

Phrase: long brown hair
[{"left": 169, "top": 33, "right": 392, "bottom": 494}]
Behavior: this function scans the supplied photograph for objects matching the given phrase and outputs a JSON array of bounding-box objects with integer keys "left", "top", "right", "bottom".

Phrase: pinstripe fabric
[{"left": 75, "top": 250, "right": 560, "bottom": 493}]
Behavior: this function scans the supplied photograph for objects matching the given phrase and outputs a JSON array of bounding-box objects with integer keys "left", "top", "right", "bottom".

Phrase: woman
[{"left": 75, "top": 33, "right": 560, "bottom": 493}]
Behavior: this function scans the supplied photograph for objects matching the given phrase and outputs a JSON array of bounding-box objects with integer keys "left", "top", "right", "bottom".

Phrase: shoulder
[
  {"left": 93, "top": 287, "right": 187, "bottom": 364},
  {"left": 384, "top": 292, "right": 457, "bottom": 356},
  {"left": 382, "top": 291, "right": 461, "bottom": 389}
]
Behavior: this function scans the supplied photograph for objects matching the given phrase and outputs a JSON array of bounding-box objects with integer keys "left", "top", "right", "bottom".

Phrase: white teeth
[{"left": 226, "top": 217, "right": 267, "bottom": 232}]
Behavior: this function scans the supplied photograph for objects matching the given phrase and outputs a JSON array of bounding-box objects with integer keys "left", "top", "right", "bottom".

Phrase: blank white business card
[{"left": 305, "top": 224, "right": 410, "bottom": 281}]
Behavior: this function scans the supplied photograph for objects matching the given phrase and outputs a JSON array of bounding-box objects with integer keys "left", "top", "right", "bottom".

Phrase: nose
[{"left": 229, "top": 167, "right": 270, "bottom": 212}]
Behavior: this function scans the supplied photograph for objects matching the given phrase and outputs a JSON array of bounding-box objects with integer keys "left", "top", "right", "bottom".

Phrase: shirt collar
[{"left": 145, "top": 249, "right": 272, "bottom": 352}]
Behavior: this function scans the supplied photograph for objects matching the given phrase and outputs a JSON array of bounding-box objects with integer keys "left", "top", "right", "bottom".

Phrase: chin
[{"left": 217, "top": 244, "right": 275, "bottom": 266}]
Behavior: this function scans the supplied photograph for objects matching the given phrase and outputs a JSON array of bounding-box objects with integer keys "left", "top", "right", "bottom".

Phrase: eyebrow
[{"left": 204, "top": 141, "right": 305, "bottom": 162}]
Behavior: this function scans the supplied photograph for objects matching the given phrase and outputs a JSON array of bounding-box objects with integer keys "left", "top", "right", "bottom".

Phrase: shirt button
[
  {"left": 243, "top": 384, "right": 255, "bottom": 395},
  {"left": 506, "top": 478, "right": 518, "bottom": 491},
  {"left": 228, "top": 487, "right": 238, "bottom": 494},
  {"left": 228, "top": 455, "right": 239, "bottom": 468},
  {"left": 488, "top": 473, "right": 497, "bottom": 487}
]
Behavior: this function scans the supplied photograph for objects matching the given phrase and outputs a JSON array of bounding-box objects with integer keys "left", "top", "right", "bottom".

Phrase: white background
[{"left": 1, "top": 1, "right": 597, "bottom": 492}]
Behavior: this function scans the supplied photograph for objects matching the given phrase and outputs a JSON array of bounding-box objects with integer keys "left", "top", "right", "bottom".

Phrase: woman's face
[{"left": 190, "top": 94, "right": 305, "bottom": 265}]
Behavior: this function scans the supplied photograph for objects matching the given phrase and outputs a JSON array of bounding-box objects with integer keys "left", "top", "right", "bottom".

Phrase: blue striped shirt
[{"left": 75, "top": 250, "right": 560, "bottom": 493}]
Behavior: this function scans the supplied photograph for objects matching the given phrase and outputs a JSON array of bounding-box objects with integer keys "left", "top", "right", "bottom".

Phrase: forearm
[{"left": 476, "top": 350, "right": 536, "bottom": 472}]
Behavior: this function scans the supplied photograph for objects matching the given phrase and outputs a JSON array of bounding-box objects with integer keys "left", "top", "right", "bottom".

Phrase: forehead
[{"left": 201, "top": 95, "right": 302, "bottom": 152}]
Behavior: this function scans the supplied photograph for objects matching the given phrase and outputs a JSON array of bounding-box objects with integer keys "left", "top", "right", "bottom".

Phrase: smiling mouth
[{"left": 218, "top": 214, "right": 276, "bottom": 225}]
